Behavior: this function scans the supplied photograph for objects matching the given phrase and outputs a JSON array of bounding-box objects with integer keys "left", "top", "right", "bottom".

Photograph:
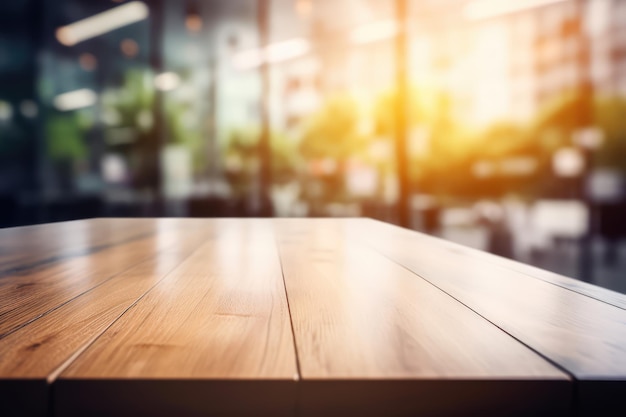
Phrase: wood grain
[
  {"left": 55, "top": 219, "right": 297, "bottom": 417},
  {"left": 0, "top": 219, "right": 199, "bottom": 338},
  {"left": 353, "top": 218, "right": 626, "bottom": 416},
  {"left": 273, "top": 219, "right": 571, "bottom": 416},
  {"left": 3, "top": 218, "right": 626, "bottom": 416},
  {"left": 0, "top": 219, "right": 154, "bottom": 274},
  {"left": 0, "top": 219, "right": 212, "bottom": 417},
  {"left": 366, "top": 219, "right": 626, "bottom": 310}
]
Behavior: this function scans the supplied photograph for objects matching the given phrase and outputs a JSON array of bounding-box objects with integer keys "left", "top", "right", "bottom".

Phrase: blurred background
[{"left": 1, "top": 0, "right": 625, "bottom": 292}]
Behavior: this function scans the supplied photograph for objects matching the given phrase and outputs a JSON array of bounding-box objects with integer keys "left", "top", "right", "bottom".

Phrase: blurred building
[{"left": 505, "top": 0, "right": 626, "bottom": 116}]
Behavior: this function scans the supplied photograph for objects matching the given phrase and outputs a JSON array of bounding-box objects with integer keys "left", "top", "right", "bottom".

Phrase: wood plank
[
  {"left": 0, "top": 219, "right": 199, "bottom": 338},
  {"left": 0, "top": 219, "right": 155, "bottom": 274},
  {"left": 273, "top": 219, "right": 571, "bottom": 416},
  {"left": 0, "top": 220, "right": 212, "bottom": 417},
  {"left": 55, "top": 219, "right": 298, "bottom": 417},
  {"left": 354, "top": 219, "right": 626, "bottom": 416},
  {"left": 366, "top": 219, "right": 626, "bottom": 310}
]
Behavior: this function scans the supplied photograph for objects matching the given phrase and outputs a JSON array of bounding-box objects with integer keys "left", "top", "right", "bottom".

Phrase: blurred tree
[
  {"left": 595, "top": 97, "right": 626, "bottom": 173},
  {"left": 409, "top": 91, "right": 474, "bottom": 196},
  {"left": 373, "top": 86, "right": 440, "bottom": 136},
  {"left": 366, "top": 87, "right": 626, "bottom": 203},
  {"left": 531, "top": 91, "right": 585, "bottom": 135},
  {"left": 164, "top": 99, "right": 202, "bottom": 170},
  {"left": 372, "top": 88, "right": 427, "bottom": 176},
  {"left": 298, "top": 95, "right": 367, "bottom": 208},
  {"left": 45, "top": 112, "right": 87, "bottom": 192},
  {"left": 463, "top": 122, "right": 542, "bottom": 198},
  {"left": 101, "top": 69, "right": 154, "bottom": 189},
  {"left": 223, "top": 128, "right": 256, "bottom": 200},
  {"left": 272, "top": 130, "right": 299, "bottom": 184},
  {"left": 474, "top": 123, "right": 528, "bottom": 159},
  {"left": 45, "top": 113, "right": 86, "bottom": 161},
  {"left": 223, "top": 127, "right": 297, "bottom": 200},
  {"left": 299, "top": 95, "right": 366, "bottom": 162},
  {"left": 102, "top": 70, "right": 154, "bottom": 131},
  {"left": 102, "top": 70, "right": 212, "bottom": 188}
]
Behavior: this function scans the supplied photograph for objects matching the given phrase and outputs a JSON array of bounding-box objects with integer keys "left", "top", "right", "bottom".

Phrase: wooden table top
[{"left": 0, "top": 218, "right": 624, "bottom": 417}]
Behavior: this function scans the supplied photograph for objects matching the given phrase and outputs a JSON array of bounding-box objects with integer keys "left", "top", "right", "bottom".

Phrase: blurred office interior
[{"left": 1, "top": 0, "right": 626, "bottom": 292}]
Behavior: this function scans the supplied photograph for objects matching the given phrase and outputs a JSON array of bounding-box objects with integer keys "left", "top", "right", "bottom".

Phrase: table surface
[{"left": 0, "top": 218, "right": 624, "bottom": 417}]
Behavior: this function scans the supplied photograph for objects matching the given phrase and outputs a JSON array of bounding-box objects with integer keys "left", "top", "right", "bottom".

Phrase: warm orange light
[
  {"left": 55, "top": 1, "right": 148, "bottom": 46},
  {"left": 79, "top": 53, "right": 97, "bottom": 71},
  {"left": 185, "top": 14, "right": 203, "bottom": 33},
  {"left": 56, "top": 27, "right": 73, "bottom": 46},
  {"left": 120, "top": 38, "right": 139, "bottom": 57},
  {"left": 295, "top": 0, "right": 313, "bottom": 17}
]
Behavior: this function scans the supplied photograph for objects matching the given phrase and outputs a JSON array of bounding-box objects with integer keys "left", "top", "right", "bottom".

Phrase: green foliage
[
  {"left": 291, "top": 87, "right": 626, "bottom": 200},
  {"left": 271, "top": 131, "right": 299, "bottom": 183},
  {"left": 165, "top": 100, "right": 203, "bottom": 170},
  {"left": 595, "top": 97, "right": 626, "bottom": 172},
  {"left": 223, "top": 127, "right": 298, "bottom": 190},
  {"left": 102, "top": 69, "right": 154, "bottom": 132},
  {"left": 102, "top": 69, "right": 208, "bottom": 173},
  {"left": 372, "top": 91, "right": 397, "bottom": 137},
  {"left": 531, "top": 91, "right": 579, "bottom": 133},
  {"left": 416, "top": 89, "right": 626, "bottom": 198},
  {"left": 527, "top": 92, "right": 626, "bottom": 173},
  {"left": 225, "top": 127, "right": 260, "bottom": 161},
  {"left": 45, "top": 113, "right": 86, "bottom": 161},
  {"left": 299, "top": 95, "right": 367, "bottom": 161},
  {"left": 473, "top": 122, "right": 528, "bottom": 158},
  {"left": 410, "top": 91, "right": 568, "bottom": 197}
]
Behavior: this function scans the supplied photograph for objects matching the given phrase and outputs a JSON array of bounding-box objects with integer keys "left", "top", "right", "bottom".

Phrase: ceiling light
[{"left": 56, "top": 1, "right": 149, "bottom": 46}]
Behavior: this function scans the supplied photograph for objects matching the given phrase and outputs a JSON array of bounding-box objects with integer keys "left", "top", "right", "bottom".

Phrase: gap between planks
[{"left": 45, "top": 237, "right": 212, "bottom": 384}]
